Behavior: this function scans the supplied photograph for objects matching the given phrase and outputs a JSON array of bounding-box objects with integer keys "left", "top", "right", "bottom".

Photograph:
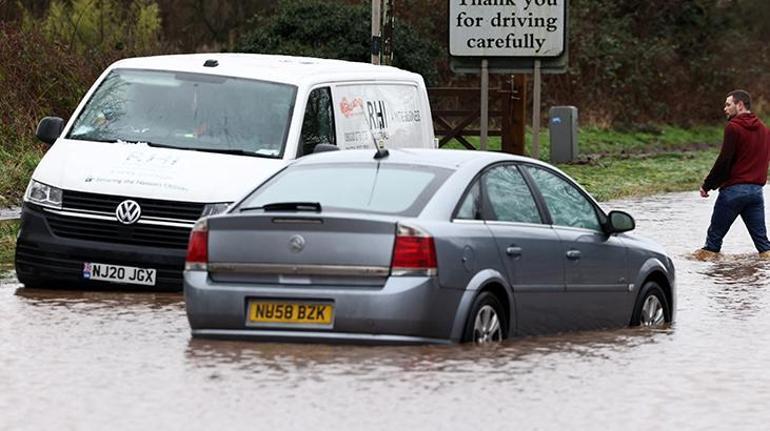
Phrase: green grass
[
  {"left": 0, "top": 220, "right": 20, "bottom": 269},
  {"left": 441, "top": 123, "right": 724, "bottom": 201},
  {"left": 0, "top": 140, "right": 43, "bottom": 208}
]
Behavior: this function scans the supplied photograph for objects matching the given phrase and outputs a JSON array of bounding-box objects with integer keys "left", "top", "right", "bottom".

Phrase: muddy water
[{"left": 3, "top": 190, "right": 770, "bottom": 430}]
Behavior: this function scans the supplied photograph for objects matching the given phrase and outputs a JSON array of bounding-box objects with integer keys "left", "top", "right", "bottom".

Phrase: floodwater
[{"left": 3, "top": 190, "right": 770, "bottom": 430}]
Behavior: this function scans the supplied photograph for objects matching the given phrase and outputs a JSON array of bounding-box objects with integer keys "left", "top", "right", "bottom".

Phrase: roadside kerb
[{"left": 0, "top": 207, "right": 21, "bottom": 221}]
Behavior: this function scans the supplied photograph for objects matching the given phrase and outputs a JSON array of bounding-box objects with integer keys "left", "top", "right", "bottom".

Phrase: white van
[{"left": 15, "top": 53, "right": 436, "bottom": 290}]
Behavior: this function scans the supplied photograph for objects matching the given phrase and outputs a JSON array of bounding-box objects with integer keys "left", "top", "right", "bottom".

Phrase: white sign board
[
  {"left": 449, "top": 0, "right": 566, "bottom": 57},
  {"left": 332, "top": 84, "right": 428, "bottom": 150}
]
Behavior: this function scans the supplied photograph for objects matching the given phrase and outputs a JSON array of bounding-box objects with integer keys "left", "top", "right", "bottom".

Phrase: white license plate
[{"left": 82, "top": 262, "right": 157, "bottom": 286}]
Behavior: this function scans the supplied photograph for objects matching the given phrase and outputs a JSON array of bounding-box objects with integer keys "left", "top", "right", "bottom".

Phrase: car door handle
[
  {"left": 506, "top": 246, "right": 523, "bottom": 256},
  {"left": 566, "top": 249, "right": 581, "bottom": 260}
]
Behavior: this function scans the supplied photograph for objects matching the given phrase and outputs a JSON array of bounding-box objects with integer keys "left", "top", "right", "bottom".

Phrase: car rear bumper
[
  {"left": 184, "top": 270, "right": 468, "bottom": 344},
  {"left": 14, "top": 203, "right": 188, "bottom": 290}
]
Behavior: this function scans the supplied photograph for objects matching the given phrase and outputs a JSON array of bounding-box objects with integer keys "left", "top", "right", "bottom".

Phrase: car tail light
[
  {"left": 391, "top": 223, "right": 437, "bottom": 276},
  {"left": 185, "top": 219, "right": 208, "bottom": 271}
]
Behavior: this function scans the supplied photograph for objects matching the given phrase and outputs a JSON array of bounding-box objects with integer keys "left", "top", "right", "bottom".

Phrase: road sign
[{"left": 449, "top": 0, "right": 566, "bottom": 58}]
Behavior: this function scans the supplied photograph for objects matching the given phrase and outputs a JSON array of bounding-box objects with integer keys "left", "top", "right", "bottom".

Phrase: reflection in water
[
  {"left": 4, "top": 190, "right": 770, "bottom": 429},
  {"left": 686, "top": 254, "right": 770, "bottom": 319}
]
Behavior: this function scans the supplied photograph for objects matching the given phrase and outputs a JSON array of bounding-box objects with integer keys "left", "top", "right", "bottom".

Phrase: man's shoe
[
  {"left": 759, "top": 251, "right": 770, "bottom": 260},
  {"left": 692, "top": 248, "right": 721, "bottom": 261}
]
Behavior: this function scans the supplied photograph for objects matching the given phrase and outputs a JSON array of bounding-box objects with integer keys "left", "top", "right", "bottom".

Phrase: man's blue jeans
[{"left": 705, "top": 184, "right": 770, "bottom": 253}]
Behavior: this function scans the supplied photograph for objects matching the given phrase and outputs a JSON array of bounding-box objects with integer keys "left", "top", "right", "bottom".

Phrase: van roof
[{"left": 110, "top": 53, "right": 423, "bottom": 86}]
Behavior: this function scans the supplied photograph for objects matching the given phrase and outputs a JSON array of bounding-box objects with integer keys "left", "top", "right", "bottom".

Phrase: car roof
[
  {"left": 109, "top": 53, "right": 422, "bottom": 86},
  {"left": 292, "top": 148, "right": 543, "bottom": 170}
]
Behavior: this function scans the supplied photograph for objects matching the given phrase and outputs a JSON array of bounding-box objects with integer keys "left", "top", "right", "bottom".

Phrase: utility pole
[
  {"left": 371, "top": 0, "right": 381, "bottom": 65},
  {"left": 381, "top": 0, "right": 394, "bottom": 65},
  {"left": 372, "top": 0, "right": 394, "bottom": 65}
]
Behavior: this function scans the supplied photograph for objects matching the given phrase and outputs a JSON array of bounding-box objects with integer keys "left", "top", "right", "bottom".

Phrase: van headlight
[
  {"left": 24, "top": 180, "right": 63, "bottom": 209},
  {"left": 201, "top": 202, "right": 232, "bottom": 217}
]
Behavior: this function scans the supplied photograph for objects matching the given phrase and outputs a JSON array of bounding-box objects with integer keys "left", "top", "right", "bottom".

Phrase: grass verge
[{"left": 0, "top": 220, "right": 20, "bottom": 270}]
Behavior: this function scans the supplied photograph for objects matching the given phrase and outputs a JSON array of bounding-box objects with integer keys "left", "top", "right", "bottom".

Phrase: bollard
[{"left": 549, "top": 106, "right": 578, "bottom": 163}]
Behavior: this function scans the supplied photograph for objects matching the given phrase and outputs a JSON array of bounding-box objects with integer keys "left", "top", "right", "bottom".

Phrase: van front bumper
[{"left": 14, "top": 203, "right": 188, "bottom": 291}]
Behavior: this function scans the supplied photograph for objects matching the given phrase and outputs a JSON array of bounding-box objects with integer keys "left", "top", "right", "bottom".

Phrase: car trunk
[{"left": 206, "top": 213, "right": 397, "bottom": 286}]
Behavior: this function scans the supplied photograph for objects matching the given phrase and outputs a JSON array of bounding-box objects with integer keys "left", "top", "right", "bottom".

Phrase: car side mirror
[
  {"left": 607, "top": 210, "right": 635, "bottom": 233},
  {"left": 36, "top": 117, "right": 65, "bottom": 146}
]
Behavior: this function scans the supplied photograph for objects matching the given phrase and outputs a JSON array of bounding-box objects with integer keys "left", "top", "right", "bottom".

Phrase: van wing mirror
[
  {"left": 607, "top": 210, "right": 635, "bottom": 233},
  {"left": 36, "top": 117, "right": 65, "bottom": 146}
]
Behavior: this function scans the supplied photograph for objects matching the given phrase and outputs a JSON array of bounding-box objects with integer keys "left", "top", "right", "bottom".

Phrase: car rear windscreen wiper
[{"left": 239, "top": 202, "right": 322, "bottom": 213}]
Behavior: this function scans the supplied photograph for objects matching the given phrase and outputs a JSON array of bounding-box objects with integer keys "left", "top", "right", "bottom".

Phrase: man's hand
[{"left": 700, "top": 186, "right": 709, "bottom": 198}]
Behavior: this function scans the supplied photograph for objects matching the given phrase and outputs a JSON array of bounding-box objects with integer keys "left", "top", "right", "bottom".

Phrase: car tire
[
  {"left": 462, "top": 291, "right": 507, "bottom": 344},
  {"left": 630, "top": 281, "right": 671, "bottom": 327}
]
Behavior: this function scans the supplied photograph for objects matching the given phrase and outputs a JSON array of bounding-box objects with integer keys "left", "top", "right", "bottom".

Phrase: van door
[{"left": 297, "top": 87, "right": 336, "bottom": 157}]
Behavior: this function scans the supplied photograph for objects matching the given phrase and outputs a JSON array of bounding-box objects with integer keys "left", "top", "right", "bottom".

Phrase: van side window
[{"left": 299, "top": 87, "right": 335, "bottom": 156}]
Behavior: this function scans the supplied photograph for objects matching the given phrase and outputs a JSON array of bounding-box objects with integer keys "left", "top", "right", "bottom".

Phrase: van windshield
[{"left": 67, "top": 69, "right": 297, "bottom": 159}]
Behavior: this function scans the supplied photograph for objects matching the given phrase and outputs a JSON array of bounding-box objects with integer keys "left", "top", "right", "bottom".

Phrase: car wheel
[
  {"left": 631, "top": 281, "right": 671, "bottom": 327},
  {"left": 462, "top": 291, "right": 507, "bottom": 344}
]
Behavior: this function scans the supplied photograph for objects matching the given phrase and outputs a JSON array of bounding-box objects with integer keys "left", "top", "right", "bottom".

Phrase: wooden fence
[{"left": 428, "top": 75, "right": 527, "bottom": 155}]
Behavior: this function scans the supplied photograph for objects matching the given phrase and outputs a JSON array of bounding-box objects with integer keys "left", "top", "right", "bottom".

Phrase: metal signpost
[{"left": 448, "top": 0, "right": 568, "bottom": 155}]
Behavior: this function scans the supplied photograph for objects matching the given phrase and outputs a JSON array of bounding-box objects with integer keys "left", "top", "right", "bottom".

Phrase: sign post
[
  {"left": 448, "top": 0, "right": 568, "bottom": 155},
  {"left": 480, "top": 58, "right": 489, "bottom": 150}
]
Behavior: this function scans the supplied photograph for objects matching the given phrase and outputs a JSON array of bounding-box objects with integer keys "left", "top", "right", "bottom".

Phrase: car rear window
[{"left": 237, "top": 162, "right": 452, "bottom": 216}]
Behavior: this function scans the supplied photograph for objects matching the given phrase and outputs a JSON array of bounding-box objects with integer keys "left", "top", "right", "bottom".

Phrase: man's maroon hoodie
[{"left": 702, "top": 113, "right": 770, "bottom": 191}]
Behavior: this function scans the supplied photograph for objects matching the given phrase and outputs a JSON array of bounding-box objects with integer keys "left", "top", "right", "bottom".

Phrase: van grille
[
  {"left": 63, "top": 190, "right": 205, "bottom": 221},
  {"left": 45, "top": 211, "right": 192, "bottom": 249}
]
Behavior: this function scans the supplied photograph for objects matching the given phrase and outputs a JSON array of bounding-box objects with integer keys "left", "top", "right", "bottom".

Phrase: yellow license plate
[{"left": 247, "top": 301, "right": 334, "bottom": 325}]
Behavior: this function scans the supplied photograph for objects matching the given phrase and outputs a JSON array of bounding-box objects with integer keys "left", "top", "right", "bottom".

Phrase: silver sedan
[{"left": 184, "top": 149, "right": 675, "bottom": 344}]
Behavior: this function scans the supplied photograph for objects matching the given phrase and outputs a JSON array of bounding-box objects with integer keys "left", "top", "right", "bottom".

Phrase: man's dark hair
[{"left": 728, "top": 89, "right": 752, "bottom": 110}]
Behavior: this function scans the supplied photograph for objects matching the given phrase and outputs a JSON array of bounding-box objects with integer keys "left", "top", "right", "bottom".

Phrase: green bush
[
  {"left": 236, "top": 0, "right": 440, "bottom": 85},
  {"left": 30, "top": 0, "right": 162, "bottom": 54},
  {"left": 0, "top": 1, "right": 166, "bottom": 206}
]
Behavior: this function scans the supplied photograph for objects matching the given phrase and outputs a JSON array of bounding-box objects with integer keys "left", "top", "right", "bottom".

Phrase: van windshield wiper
[
  {"left": 239, "top": 202, "right": 322, "bottom": 213},
  {"left": 143, "top": 141, "right": 276, "bottom": 158}
]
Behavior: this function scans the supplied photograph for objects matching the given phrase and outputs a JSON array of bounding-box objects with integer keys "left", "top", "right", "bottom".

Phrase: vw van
[{"left": 15, "top": 53, "right": 436, "bottom": 290}]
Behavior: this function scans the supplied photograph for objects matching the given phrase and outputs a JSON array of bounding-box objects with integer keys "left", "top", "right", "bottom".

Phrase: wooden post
[{"left": 511, "top": 75, "right": 527, "bottom": 155}]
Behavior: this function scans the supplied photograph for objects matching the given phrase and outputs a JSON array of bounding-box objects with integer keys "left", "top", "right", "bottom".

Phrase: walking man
[{"left": 697, "top": 90, "right": 770, "bottom": 259}]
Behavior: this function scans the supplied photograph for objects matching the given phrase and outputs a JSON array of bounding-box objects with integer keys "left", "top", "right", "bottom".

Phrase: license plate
[
  {"left": 247, "top": 301, "right": 334, "bottom": 326},
  {"left": 82, "top": 262, "right": 157, "bottom": 286}
]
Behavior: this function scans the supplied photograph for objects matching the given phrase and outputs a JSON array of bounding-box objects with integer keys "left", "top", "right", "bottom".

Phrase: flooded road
[{"left": 3, "top": 190, "right": 770, "bottom": 430}]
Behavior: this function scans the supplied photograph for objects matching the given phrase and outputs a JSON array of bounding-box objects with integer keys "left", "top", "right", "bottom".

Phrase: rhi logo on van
[{"left": 366, "top": 100, "right": 388, "bottom": 130}]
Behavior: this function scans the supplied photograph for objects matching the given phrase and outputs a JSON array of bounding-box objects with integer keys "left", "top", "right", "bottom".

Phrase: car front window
[
  {"left": 525, "top": 166, "right": 601, "bottom": 231},
  {"left": 483, "top": 164, "right": 541, "bottom": 224},
  {"left": 67, "top": 69, "right": 297, "bottom": 159}
]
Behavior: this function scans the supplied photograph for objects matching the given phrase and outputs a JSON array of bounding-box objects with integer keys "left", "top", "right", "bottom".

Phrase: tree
[{"left": 236, "top": 0, "right": 440, "bottom": 85}]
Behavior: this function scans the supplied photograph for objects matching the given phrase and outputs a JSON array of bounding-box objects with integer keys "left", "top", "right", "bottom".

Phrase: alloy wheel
[
  {"left": 473, "top": 305, "right": 503, "bottom": 344},
  {"left": 640, "top": 295, "right": 665, "bottom": 327}
]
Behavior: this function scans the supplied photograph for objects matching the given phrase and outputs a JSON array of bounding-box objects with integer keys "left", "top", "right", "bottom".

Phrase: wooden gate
[{"left": 428, "top": 76, "right": 526, "bottom": 155}]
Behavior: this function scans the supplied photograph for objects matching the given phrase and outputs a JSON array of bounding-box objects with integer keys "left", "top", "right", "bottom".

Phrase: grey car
[{"left": 184, "top": 149, "right": 675, "bottom": 344}]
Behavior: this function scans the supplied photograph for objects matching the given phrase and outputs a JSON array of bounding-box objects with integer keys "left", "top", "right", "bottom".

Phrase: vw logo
[
  {"left": 288, "top": 234, "right": 306, "bottom": 253},
  {"left": 115, "top": 200, "right": 142, "bottom": 225}
]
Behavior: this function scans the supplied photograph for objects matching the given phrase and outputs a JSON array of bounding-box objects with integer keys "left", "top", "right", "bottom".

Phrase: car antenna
[{"left": 367, "top": 128, "right": 389, "bottom": 159}]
